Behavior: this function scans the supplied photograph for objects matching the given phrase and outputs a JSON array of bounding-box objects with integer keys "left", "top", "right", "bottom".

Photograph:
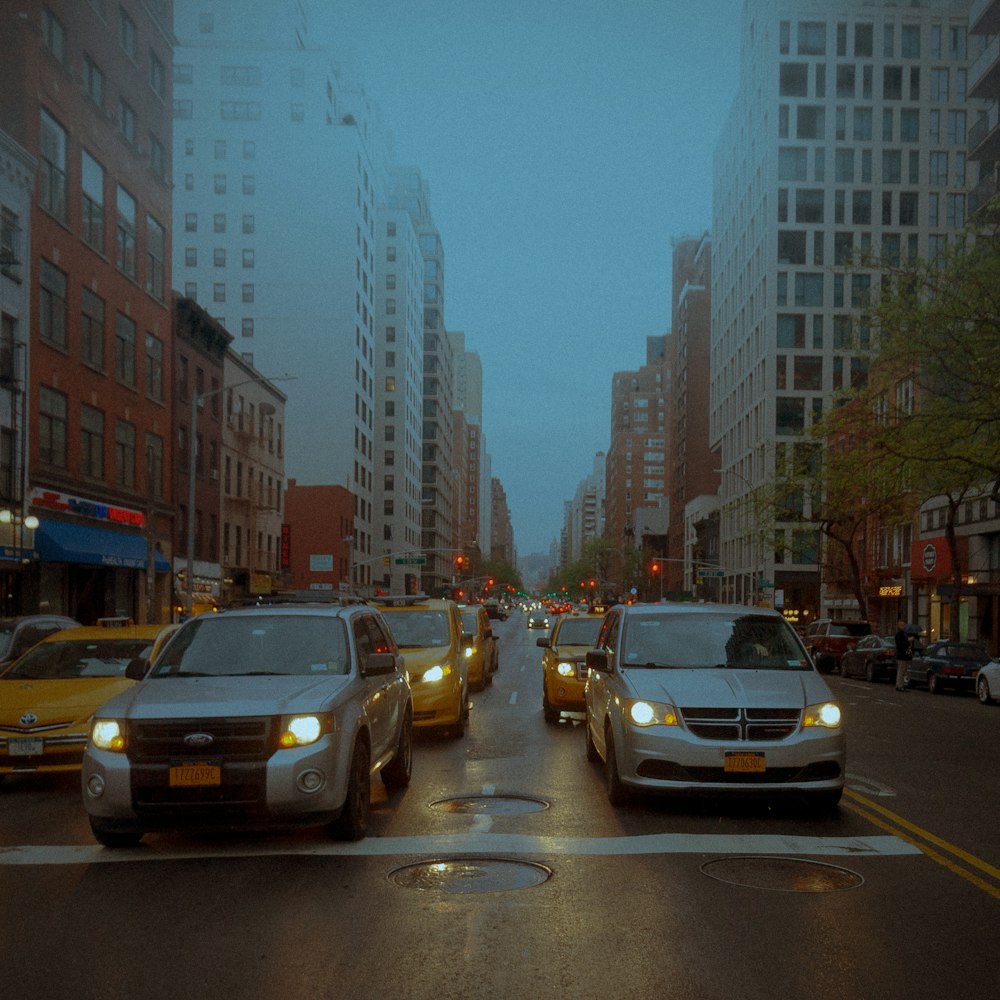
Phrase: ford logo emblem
[
  {"left": 183, "top": 732, "right": 214, "bottom": 747},
  {"left": 19, "top": 713, "right": 38, "bottom": 726}
]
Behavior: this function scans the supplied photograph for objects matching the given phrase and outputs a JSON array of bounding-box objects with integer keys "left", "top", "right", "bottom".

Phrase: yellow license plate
[
  {"left": 169, "top": 763, "right": 221, "bottom": 787},
  {"left": 724, "top": 752, "right": 766, "bottom": 773}
]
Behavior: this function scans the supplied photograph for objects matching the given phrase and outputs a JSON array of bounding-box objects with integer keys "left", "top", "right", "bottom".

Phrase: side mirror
[
  {"left": 536, "top": 637, "right": 550, "bottom": 648},
  {"left": 125, "top": 657, "right": 151, "bottom": 681},
  {"left": 585, "top": 649, "right": 610, "bottom": 673},
  {"left": 363, "top": 652, "right": 397, "bottom": 677}
]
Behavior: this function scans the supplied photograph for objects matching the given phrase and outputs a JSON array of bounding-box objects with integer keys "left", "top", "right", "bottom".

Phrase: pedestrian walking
[{"left": 895, "top": 618, "right": 912, "bottom": 690}]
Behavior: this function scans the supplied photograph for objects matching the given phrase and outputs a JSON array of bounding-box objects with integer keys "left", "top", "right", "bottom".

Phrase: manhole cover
[
  {"left": 389, "top": 858, "right": 552, "bottom": 893},
  {"left": 701, "top": 857, "right": 865, "bottom": 893},
  {"left": 430, "top": 794, "right": 549, "bottom": 815}
]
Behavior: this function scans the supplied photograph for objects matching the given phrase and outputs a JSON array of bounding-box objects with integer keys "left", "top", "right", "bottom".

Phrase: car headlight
[
  {"left": 556, "top": 661, "right": 576, "bottom": 677},
  {"left": 627, "top": 700, "right": 679, "bottom": 727},
  {"left": 803, "top": 702, "right": 842, "bottom": 729},
  {"left": 464, "top": 646, "right": 475, "bottom": 659},
  {"left": 277, "top": 714, "right": 330, "bottom": 748},
  {"left": 421, "top": 664, "right": 452, "bottom": 683},
  {"left": 91, "top": 718, "right": 127, "bottom": 752}
]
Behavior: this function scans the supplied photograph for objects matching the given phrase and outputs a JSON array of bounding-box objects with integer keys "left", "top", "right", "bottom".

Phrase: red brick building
[{"left": 283, "top": 481, "right": 355, "bottom": 593}]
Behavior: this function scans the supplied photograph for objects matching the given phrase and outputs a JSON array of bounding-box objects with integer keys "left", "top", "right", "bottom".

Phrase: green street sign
[
  {"left": 700, "top": 570, "right": 726, "bottom": 578},
  {"left": 394, "top": 557, "right": 427, "bottom": 565}
]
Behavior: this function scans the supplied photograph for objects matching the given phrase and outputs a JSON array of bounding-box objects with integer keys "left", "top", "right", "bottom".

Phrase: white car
[
  {"left": 584, "top": 603, "right": 845, "bottom": 810},
  {"left": 976, "top": 658, "right": 1000, "bottom": 705}
]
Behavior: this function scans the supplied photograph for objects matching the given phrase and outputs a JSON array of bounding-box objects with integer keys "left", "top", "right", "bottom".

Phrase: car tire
[
  {"left": 585, "top": 714, "right": 600, "bottom": 762},
  {"left": 450, "top": 690, "right": 469, "bottom": 739},
  {"left": 543, "top": 696, "right": 559, "bottom": 724},
  {"left": 604, "top": 726, "right": 630, "bottom": 806},
  {"left": 381, "top": 711, "right": 412, "bottom": 789},
  {"left": 865, "top": 661, "right": 876, "bottom": 683},
  {"left": 89, "top": 816, "right": 144, "bottom": 849},
  {"left": 978, "top": 675, "right": 994, "bottom": 706},
  {"left": 328, "top": 739, "right": 371, "bottom": 841},
  {"left": 928, "top": 673, "right": 943, "bottom": 695},
  {"left": 840, "top": 657, "right": 849, "bottom": 677}
]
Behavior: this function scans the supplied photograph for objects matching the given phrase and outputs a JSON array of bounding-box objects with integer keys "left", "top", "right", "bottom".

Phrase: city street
[{"left": 2, "top": 611, "right": 999, "bottom": 1000}]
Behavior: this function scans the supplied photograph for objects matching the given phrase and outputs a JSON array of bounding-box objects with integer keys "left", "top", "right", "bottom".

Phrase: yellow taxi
[
  {"left": 0, "top": 621, "right": 168, "bottom": 775},
  {"left": 374, "top": 596, "right": 469, "bottom": 737},
  {"left": 460, "top": 604, "right": 498, "bottom": 691},
  {"left": 537, "top": 608, "right": 606, "bottom": 723}
]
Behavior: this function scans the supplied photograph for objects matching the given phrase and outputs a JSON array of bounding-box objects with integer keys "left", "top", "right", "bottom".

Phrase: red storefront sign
[{"left": 910, "top": 537, "right": 952, "bottom": 582}]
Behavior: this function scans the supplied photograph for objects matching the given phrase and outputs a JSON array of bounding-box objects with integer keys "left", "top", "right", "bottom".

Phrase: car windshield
[
  {"left": 621, "top": 612, "right": 810, "bottom": 670},
  {"left": 384, "top": 611, "right": 450, "bottom": 648},
  {"left": 555, "top": 618, "right": 602, "bottom": 646},
  {"left": 3, "top": 638, "right": 154, "bottom": 679},
  {"left": 151, "top": 615, "right": 350, "bottom": 677},
  {"left": 461, "top": 610, "right": 481, "bottom": 632}
]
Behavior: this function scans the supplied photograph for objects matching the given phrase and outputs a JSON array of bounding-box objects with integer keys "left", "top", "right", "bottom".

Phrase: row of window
[
  {"left": 778, "top": 189, "right": 966, "bottom": 229},
  {"left": 779, "top": 19, "right": 967, "bottom": 61},
  {"left": 779, "top": 62, "right": 967, "bottom": 103},
  {"left": 183, "top": 211, "right": 256, "bottom": 234},
  {"left": 173, "top": 101, "right": 308, "bottom": 124},
  {"left": 780, "top": 143, "right": 967, "bottom": 188},
  {"left": 174, "top": 64, "right": 306, "bottom": 89},
  {"left": 182, "top": 247, "right": 255, "bottom": 269},
  {"left": 778, "top": 103, "right": 968, "bottom": 144}
]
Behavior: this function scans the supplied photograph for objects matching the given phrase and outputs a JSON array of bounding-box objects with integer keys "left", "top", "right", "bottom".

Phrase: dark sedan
[
  {"left": 903, "top": 640, "right": 991, "bottom": 694},
  {"left": 839, "top": 634, "right": 897, "bottom": 683}
]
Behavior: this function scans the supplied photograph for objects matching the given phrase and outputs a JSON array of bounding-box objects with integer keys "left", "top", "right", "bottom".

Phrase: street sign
[
  {"left": 394, "top": 557, "right": 427, "bottom": 565},
  {"left": 700, "top": 570, "right": 726, "bottom": 578}
]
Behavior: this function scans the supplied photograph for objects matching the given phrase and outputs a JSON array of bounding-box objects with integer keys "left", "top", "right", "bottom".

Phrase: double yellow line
[{"left": 844, "top": 788, "right": 1000, "bottom": 900}]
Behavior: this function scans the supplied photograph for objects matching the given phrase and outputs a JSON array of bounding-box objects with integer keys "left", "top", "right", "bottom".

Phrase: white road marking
[
  {"left": 0, "top": 833, "right": 919, "bottom": 866},
  {"left": 509, "top": 691, "right": 518, "bottom": 705}
]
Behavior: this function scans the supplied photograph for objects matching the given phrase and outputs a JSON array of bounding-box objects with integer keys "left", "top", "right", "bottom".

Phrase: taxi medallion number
[
  {"left": 724, "top": 751, "right": 766, "bottom": 773},
  {"left": 169, "top": 762, "right": 221, "bottom": 787}
]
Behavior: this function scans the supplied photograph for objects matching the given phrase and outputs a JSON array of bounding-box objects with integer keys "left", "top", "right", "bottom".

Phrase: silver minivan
[{"left": 584, "top": 603, "right": 845, "bottom": 810}]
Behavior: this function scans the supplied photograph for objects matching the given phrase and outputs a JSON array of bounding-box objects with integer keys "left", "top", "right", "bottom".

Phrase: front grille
[
  {"left": 680, "top": 706, "right": 800, "bottom": 742},
  {"left": 127, "top": 717, "right": 273, "bottom": 763}
]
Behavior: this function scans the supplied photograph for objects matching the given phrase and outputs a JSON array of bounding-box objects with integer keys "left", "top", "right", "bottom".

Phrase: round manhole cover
[
  {"left": 389, "top": 858, "right": 552, "bottom": 893},
  {"left": 430, "top": 794, "right": 549, "bottom": 815},
  {"left": 701, "top": 857, "right": 865, "bottom": 893}
]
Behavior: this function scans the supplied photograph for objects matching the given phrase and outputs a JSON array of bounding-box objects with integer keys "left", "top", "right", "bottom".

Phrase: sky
[{"left": 314, "top": 0, "right": 745, "bottom": 557}]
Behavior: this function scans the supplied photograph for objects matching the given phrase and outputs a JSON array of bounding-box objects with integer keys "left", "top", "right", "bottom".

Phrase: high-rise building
[
  {"left": 172, "top": 0, "right": 381, "bottom": 590},
  {"left": 712, "top": 0, "right": 983, "bottom": 617}
]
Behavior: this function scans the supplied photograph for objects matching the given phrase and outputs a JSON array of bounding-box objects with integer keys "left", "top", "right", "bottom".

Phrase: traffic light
[
  {"left": 651, "top": 561, "right": 660, "bottom": 574},
  {"left": 455, "top": 554, "right": 466, "bottom": 570}
]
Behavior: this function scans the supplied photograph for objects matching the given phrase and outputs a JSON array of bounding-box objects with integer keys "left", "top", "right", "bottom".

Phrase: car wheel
[
  {"left": 604, "top": 725, "right": 630, "bottom": 806},
  {"left": 89, "top": 816, "right": 144, "bottom": 849},
  {"left": 543, "top": 695, "right": 559, "bottom": 724},
  {"left": 450, "top": 689, "right": 469, "bottom": 739},
  {"left": 329, "top": 739, "right": 371, "bottom": 841},
  {"left": 585, "top": 713, "right": 600, "bottom": 762},
  {"left": 978, "top": 675, "right": 994, "bottom": 706},
  {"left": 865, "top": 661, "right": 876, "bottom": 683},
  {"left": 928, "top": 673, "right": 943, "bottom": 695},
  {"left": 381, "top": 710, "right": 412, "bottom": 789},
  {"left": 840, "top": 657, "right": 849, "bottom": 677}
]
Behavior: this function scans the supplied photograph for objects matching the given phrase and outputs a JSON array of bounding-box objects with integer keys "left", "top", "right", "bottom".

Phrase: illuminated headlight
[
  {"left": 421, "top": 664, "right": 451, "bottom": 683},
  {"left": 464, "top": 646, "right": 475, "bottom": 659},
  {"left": 803, "top": 702, "right": 843, "bottom": 729},
  {"left": 627, "top": 700, "right": 679, "bottom": 727},
  {"left": 278, "top": 714, "right": 329, "bottom": 748},
  {"left": 557, "top": 661, "right": 576, "bottom": 677},
  {"left": 91, "top": 719, "right": 127, "bottom": 752}
]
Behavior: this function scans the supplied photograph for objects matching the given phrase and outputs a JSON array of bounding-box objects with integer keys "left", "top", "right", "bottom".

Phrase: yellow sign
[
  {"left": 879, "top": 585, "right": 903, "bottom": 597},
  {"left": 251, "top": 572, "right": 272, "bottom": 595}
]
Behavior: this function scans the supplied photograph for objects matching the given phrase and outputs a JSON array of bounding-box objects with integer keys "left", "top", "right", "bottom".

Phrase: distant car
[
  {"left": 0, "top": 623, "right": 165, "bottom": 776},
  {"left": 584, "top": 603, "right": 845, "bottom": 810},
  {"left": 803, "top": 618, "right": 871, "bottom": 672},
  {"left": 0, "top": 614, "right": 81, "bottom": 670},
  {"left": 976, "top": 659, "right": 1000, "bottom": 705},
  {"left": 838, "top": 634, "right": 897, "bottom": 683},
  {"left": 537, "top": 612, "right": 604, "bottom": 722},
  {"left": 527, "top": 608, "right": 551, "bottom": 630},
  {"left": 81, "top": 601, "right": 412, "bottom": 847},
  {"left": 903, "top": 640, "right": 990, "bottom": 694}
]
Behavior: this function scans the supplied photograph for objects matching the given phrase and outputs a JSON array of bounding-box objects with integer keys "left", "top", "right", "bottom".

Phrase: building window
[
  {"left": 42, "top": 6, "right": 66, "bottom": 62},
  {"left": 242, "top": 283, "right": 254, "bottom": 303},
  {"left": 243, "top": 140, "right": 255, "bottom": 160},
  {"left": 115, "top": 186, "right": 137, "bottom": 277},
  {"left": 80, "top": 288, "right": 105, "bottom": 370},
  {"left": 39, "top": 386, "right": 68, "bottom": 467},
  {"left": 39, "top": 109, "right": 67, "bottom": 222},
  {"left": 242, "top": 214, "right": 255, "bottom": 234},
  {"left": 146, "top": 333, "right": 164, "bottom": 401},
  {"left": 291, "top": 103, "right": 304, "bottom": 122},
  {"left": 115, "top": 419, "right": 136, "bottom": 488},
  {"left": 214, "top": 248, "right": 226, "bottom": 267},
  {"left": 184, "top": 281, "right": 197, "bottom": 298},
  {"left": 174, "top": 62, "right": 193, "bottom": 83},
  {"left": 118, "top": 97, "right": 136, "bottom": 145},
  {"left": 184, "top": 247, "right": 197, "bottom": 267},
  {"left": 146, "top": 433, "right": 164, "bottom": 498},
  {"left": 115, "top": 312, "right": 136, "bottom": 386},
  {"left": 84, "top": 55, "right": 105, "bottom": 107},
  {"left": 80, "top": 404, "right": 104, "bottom": 479},
  {"left": 241, "top": 318, "right": 254, "bottom": 337},
  {"left": 214, "top": 174, "right": 227, "bottom": 194},
  {"left": 242, "top": 175, "right": 255, "bottom": 195},
  {"left": 81, "top": 151, "right": 105, "bottom": 251},
  {"left": 149, "top": 132, "right": 166, "bottom": 179},
  {"left": 146, "top": 215, "right": 165, "bottom": 299},
  {"left": 174, "top": 99, "right": 193, "bottom": 119},
  {"left": 119, "top": 7, "right": 137, "bottom": 59},
  {"left": 242, "top": 249, "right": 254, "bottom": 268},
  {"left": 39, "top": 259, "right": 67, "bottom": 349}
]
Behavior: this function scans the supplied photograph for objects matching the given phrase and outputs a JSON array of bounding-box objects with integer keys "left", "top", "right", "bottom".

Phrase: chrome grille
[{"left": 680, "top": 706, "right": 801, "bottom": 742}]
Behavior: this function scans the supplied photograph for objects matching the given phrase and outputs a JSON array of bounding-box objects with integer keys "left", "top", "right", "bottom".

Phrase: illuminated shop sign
[
  {"left": 879, "top": 585, "right": 903, "bottom": 597},
  {"left": 30, "top": 489, "right": 145, "bottom": 528}
]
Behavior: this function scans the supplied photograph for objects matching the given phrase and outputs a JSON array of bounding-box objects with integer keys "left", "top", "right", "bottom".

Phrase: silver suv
[
  {"left": 584, "top": 603, "right": 845, "bottom": 810},
  {"left": 81, "top": 600, "right": 412, "bottom": 846}
]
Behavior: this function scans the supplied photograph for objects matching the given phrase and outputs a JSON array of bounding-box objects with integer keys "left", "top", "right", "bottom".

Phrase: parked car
[
  {"left": 975, "top": 659, "right": 1000, "bottom": 705},
  {"left": 460, "top": 605, "right": 498, "bottom": 691},
  {"left": 1, "top": 623, "right": 165, "bottom": 776},
  {"left": 538, "top": 611, "right": 605, "bottom": 722},
  {"left": 0, "top": 614, "right": 81, "bottom": 670},
  {"left": 839, "top": 634, "right": 897, "bottom": 683},
  {"left": 803, "top": 618, "right": 871, "bottom": 673},
  {"left": 903, "top": 640, "right": 991, "bottom": 694},
  {"left": 584, "top": 603, "right": 845, "bottom": 810},
  {"left": 373, "top": 595, "right": 469, "bottom": 737},
  {"left": 81, "top": 600, "right": 412, "bottom": 846}
]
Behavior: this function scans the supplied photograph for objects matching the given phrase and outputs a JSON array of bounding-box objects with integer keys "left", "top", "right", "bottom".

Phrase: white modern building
[{"left": 711, "top": 0, "right": 985, "bottom": 617}]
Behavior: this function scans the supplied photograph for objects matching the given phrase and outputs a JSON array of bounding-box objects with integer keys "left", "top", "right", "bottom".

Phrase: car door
[
  {"left": 352, "top": 615, "right": 390, "bottom": 759},
  {"left": 366, "top": 613, "right": 406, "bottom": 755},
  {"left": 585, "top": 609, "right": 621, "bottom": 758}
]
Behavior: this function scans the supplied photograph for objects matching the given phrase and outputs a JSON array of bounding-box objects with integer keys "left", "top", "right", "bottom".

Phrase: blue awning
[{"left": 35, "top": 520, "right": 171, "bottom": 572}]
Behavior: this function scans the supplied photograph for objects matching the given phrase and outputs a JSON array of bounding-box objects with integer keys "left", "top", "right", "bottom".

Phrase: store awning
[{"left": 35, "top": 520, "right": 171, "bottom": 572}]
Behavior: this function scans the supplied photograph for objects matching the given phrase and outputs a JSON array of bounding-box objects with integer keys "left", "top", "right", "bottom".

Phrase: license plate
[
  {"left": 724, "top": 751, "right": 766, "bottom": 773},
  {"left": 9, "top": 738, "right": 44, "bottom": 756},
  {"left": 169, "top": 763, "right": 221, "bottom": 787}
]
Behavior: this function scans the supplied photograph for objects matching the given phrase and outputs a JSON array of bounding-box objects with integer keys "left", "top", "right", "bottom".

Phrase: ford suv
[{"left": 81, "top": 598, "right": 412, "bottom": 847}]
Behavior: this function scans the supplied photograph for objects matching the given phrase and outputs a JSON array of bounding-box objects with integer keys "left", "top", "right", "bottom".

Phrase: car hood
[
  {"left": 93, "top": 674, "right": 354, "bottom": 719},
  {"left": 622, "top": 667, "right": 832, "bottom": 708},
  {"left": 552, "top": 643, "right": 594, "bottom": 658},
  {"left": 0, "top": 677, "right": 135, "bottom": 729},
  {"left": 399, "top": 647, "right": 454, "bottom": 672}
]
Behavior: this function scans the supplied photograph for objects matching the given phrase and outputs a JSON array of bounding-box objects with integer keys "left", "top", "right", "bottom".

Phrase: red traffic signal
[{"left": 650, "top": 561, "right": 660, "bottom": 573}]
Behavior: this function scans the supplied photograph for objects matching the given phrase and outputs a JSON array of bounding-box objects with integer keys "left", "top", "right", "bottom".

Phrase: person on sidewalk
[{"left": 895, "top": 618, "right": 912, "bottom": 690}]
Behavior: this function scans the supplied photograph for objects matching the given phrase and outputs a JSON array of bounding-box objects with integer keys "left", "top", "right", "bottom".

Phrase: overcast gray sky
[{"left": 317, "top": 0, "right": 744, "bottom": 556}]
